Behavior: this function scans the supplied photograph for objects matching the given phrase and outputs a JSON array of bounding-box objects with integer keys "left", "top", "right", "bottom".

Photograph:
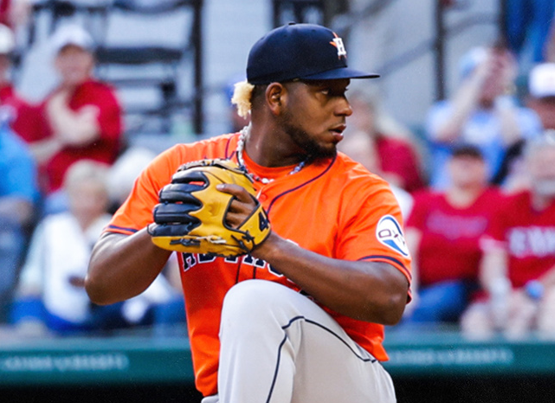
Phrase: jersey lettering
[
  {"left": 182, "top": 253, "right": 197, "bottom": 271},
  {"left": 508, "top": 226, "right": 555, "bottom": 258},
  {"left": 268, "top": 264, "right": 283, "bottom": 277},
  {"left": 242, "top": 254, "right": 266, "bottom": 268},
  {"left": 199, "top": 253, "right": 217, "bottom": 263},
  {"left": 179, "top": 252, "right": 282, "bottom": 278}
]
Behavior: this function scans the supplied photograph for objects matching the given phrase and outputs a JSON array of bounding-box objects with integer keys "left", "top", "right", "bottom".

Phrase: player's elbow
[
  {"left": 349, "top": 291, "right": 406, "bottom": 325},
  {"left": 361, "top": 264, "right": 409, "bottom": 325},
  {"left": 84, "top": 272, "right": 117, "bottom": 306},
  {"left": 379, "top": 292, "right": 408, "bottom": 325}
]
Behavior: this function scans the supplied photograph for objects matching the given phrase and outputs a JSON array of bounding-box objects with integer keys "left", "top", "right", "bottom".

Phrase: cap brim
[{"left": 300, "top": 67, "right": 379, "bottom": 81}]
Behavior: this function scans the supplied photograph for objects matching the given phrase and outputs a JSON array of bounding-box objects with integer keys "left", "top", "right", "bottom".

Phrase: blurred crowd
[
  {"left": 1, "top": 1, "right": 555, "bottom": 341},
  {"left": 0, "top": 15, "right": 185, "bottom": 337}
]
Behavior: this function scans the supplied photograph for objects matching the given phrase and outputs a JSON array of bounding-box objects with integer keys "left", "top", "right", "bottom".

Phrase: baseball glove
[{"left": 148, "top": 159, "right": 271, "bottom": 257}]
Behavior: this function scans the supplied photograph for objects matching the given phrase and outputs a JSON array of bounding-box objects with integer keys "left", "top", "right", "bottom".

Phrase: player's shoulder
[
  {"left": 332, "top": 152, "right": 392, "bottom": 195},
  {"left": 334, "top": 152, "right": 384, "bottom": 180},
  {"left": 132, "top": 133, "right": 239, "bottom": 196}
]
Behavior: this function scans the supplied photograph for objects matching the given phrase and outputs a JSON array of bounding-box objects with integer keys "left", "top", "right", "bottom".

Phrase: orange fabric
[{"left": 106, "top": 133, "right": 412, "bottom": 397}]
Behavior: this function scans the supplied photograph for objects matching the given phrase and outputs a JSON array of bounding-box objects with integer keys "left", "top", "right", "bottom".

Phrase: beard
[{"left": 280, "top": 112, "right": 337, "bottom": 160}]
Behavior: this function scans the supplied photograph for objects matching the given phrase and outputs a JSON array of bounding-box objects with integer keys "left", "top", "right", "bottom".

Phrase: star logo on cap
[{"left": 330, "top": 33, "right": 347, "bottom": 59}]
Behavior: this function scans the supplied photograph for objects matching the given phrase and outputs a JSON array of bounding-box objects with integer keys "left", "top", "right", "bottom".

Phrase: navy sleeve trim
[
  {"left": 359, "top": 254, "right": 412, "bottom": 280},
  {"left": 106, "top": 224, "right": 139, "bottom": 233}
]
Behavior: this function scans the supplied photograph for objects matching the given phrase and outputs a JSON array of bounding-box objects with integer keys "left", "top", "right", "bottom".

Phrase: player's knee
[{"left": 221, "top": 280, "right": 287, "bottom": 325}]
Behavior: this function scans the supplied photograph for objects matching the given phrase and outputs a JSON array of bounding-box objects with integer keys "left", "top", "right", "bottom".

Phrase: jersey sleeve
[
  {"left": 336, "top": 175, "right": 412, "bottom": 285},
  {"left": 106, "top": 145, "right": 184, "bottom": 235}
]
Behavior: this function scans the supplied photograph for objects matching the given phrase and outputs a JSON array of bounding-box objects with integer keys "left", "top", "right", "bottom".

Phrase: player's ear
[{"left": 265, "top": 83, "right": 285, "bottom": 115}]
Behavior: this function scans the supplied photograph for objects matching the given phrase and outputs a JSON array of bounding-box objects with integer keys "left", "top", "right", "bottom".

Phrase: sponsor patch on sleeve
[{"left": 376, "top": 215, "right": 410, "bottom": 257}]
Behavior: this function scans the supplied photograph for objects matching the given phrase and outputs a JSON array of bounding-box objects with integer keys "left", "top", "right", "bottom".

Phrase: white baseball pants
[{"left": 201, "top": 279, "right": 396, "bottom": 403}]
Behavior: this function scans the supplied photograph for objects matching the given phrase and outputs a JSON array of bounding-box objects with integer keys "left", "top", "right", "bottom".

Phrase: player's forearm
[
  {"left": 252, "top": 232, "right": 409, "bottom": 324},
  {"left": 86, "top": 230, "right": 172, "bottom": 305}
]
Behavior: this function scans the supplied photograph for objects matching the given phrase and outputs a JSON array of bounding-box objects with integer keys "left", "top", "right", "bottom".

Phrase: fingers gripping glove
[{"left": 148, "top": 159, "right": 271, "bottom": 257}]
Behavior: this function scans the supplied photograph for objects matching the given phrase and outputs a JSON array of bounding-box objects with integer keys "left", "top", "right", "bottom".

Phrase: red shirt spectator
[
  {"left": 34, "top": 79, "right": 122, "bottom": 192},
  {"left": 487, "top": 190, "right": 555, "bottom": 288},
  {"left": 407, "top": 187, "right": 502, "bottom": 286},
  {"left": 461, "top": 133, "right": 555, "bottom": 338},
  {"left": 403, "top": 145, "right": 499, "bottom": 323},
  {"left": 27, "top": 24, "right": 122, "bottom": 193}
]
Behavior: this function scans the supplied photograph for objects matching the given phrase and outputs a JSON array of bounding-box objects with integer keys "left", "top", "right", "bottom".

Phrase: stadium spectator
[
  {"left": 425, "top": 44, "right": 542, "bottom": 189},
  {"left": 0, "top": 23, "right": 40, "bottom": 143},
  {"left": 0, "top": 117, "right": 37, "bottom": 322},
  {"left": 461, "top": 131, "right": 555, "bottom": 339},
  {"left": 25, "top": 24, "right": 122, "bottom": 211},
  {"left": 346, "top": 89, "right": 425, "bottom": 193},
  {"left": 403, "top": 145, "right": 502, "bottom": 324},
  {"left": 11, "top": 160, "right": 177, "bottom": 334},
  {"left": 495, "top": 62, "right": 555, "bottom": 191}
]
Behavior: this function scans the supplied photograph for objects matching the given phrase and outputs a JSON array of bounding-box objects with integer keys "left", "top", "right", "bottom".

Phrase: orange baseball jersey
[{"left": 107, "top": 133, "right": 412, "bottom": 397}]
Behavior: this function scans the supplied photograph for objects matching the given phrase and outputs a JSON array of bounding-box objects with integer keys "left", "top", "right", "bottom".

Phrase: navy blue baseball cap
[{"left": 246, "top": 23, "right": 379, "bottom": 85}]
